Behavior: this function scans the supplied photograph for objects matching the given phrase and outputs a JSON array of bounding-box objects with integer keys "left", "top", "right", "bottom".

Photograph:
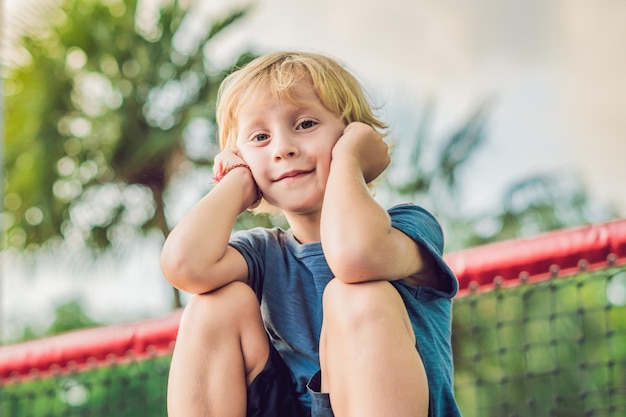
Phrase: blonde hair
[{"left": 216, "top": 51, "right": 387, "bottom": 150}]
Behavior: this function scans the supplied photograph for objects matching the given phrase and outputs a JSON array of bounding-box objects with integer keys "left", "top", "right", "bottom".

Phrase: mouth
[{"left": 274, "top": 169, "right": 313, "bottom": 182}]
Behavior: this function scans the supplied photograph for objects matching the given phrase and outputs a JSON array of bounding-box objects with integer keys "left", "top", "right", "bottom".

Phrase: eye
[
  {"left": 297, "top": 119, "right": 317, "bottom": 130},
  {"left": 252, "top": 133, "right": 270, "bottom": 142}
]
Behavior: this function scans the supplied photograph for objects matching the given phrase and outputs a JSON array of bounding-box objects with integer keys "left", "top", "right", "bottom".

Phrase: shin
[
  {"left": 167, "top": 282, "right": 269, "bottom": 417},
  {"left": 319, "top": 279, "right": 429, "bottom": 417}
]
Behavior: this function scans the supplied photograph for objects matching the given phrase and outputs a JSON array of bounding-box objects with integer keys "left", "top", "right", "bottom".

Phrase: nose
[{"left": 272, "top": 131, "right": 299, "bottom": 161}]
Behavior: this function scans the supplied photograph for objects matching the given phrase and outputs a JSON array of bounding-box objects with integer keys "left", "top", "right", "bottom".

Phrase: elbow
[
  {"left": 160, "top": 248, "right": 208, "bottom": 294},
  {"left": 160, "top": 251, "right": 190, "bottom": 291},
  {"left": 322, "top": 230, "right": 390, "bottom": 283},
  {"left": 325, "top": 249, "right": 380, "bottom": 284},
  {"left": 160, "top": 253, "right": 184, "bottom": 288}
]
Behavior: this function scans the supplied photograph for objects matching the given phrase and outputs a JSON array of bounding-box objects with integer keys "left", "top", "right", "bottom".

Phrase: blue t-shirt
[{"left": 229, "top": 203, "right": 461, "bottom": 416}]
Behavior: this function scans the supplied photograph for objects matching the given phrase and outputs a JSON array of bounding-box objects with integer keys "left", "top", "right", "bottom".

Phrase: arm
[
  {"left": 321, "top": 122, "right": 435, "bottom": 284},
  {"left": 160, "top": 151, "right": 258, "bottom": 294}
]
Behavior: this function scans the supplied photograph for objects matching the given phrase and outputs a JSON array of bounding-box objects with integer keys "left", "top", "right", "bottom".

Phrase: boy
[{"left": 160, "top": 51, "right": 461, "bottom": 417}]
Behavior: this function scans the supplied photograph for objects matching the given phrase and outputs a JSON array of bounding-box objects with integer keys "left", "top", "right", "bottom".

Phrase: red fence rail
[
  {"left": 447, "top": 218, "right": 626, "bottom": 293},
  {"left": 2, "top": 218, "right": 625, "bottom": 384},
  {"left": 0, "top": 309, "right": 181, "bottom": 383}
]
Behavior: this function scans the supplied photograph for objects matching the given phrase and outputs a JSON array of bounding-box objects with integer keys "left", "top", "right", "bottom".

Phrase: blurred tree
[
  {"left": 384, "top": 101, "right": 615, "bottom": 251},
  {"left": 3, "top": 0, "right": 260, "bottom": 308},
  {"left": 385, "top": 102, "right": 489, "bottom": 219},
  {"left": 45, "top": 299, "right": 101, "bottom": 336},
  {"left": 9, "top": 299, "right": 99, "bottom": 343}
]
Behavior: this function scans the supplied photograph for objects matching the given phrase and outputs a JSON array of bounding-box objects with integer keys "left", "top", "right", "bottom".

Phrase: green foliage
[
  {"left": 9, "top": 299, "right": 100, "bottom": 343},
  {"left": 3, "top": 0, "right": 254, "bottom": 251},
  {"left": 45, "top": 299, "right": 101, "bottom": 336}
]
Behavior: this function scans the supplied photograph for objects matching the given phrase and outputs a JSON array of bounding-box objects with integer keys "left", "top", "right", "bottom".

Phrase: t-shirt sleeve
[
  {"left": 388, "top": 204, "right": 458, "bottom": 298},
  {"left": 227, "top": 228, "right": 268, "bottom": 300}
]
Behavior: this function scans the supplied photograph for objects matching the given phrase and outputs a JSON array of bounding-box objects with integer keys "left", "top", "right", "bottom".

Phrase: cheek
[
  {"left": 236, "top": 145, "right": 255, "bottom": 164},
  {"left": 238, "top": 150, "right": 265, "bottom": 177},
  {"left": 317, "top": 153, "right": 333, "bottom": 183}
]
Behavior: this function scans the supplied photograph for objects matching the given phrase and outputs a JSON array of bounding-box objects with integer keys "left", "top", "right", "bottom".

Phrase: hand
[
  {"left": 332, "top": 122, "right": 390, "bottom": 183},
  {"left": 213, "top": 149, "right": 262, "bottom": 209},
  {"left": 213, "top": 149, "right": 247, "bottom": 181}
]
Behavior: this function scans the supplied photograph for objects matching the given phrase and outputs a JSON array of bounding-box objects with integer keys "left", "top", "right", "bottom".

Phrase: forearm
[
  {"left": 321, "top": 156, "right": 396, "bottom": 282},
  {"left": 160, "top": 169, "right": 255, "bottom": 291}
]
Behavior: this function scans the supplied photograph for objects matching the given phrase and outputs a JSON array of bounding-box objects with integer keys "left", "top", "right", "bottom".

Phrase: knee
[
  {"left": 182, "top": 281, "right": 260, "bottom": 331},
  {"left": 322, "top": 279, "right": 400, "bottom": 330}
]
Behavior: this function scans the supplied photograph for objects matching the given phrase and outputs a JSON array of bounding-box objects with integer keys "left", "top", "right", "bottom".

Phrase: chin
[{"left": 281, "top": 200, "right": 322, "bottom": 215}]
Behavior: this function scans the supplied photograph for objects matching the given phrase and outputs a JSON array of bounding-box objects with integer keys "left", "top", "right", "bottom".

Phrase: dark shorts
[
  {"left": 247, "top": 344, "right": 334, "bottom": 417},
  {"left": 307, "top": 371, "right": 334, "bottom": 417}
]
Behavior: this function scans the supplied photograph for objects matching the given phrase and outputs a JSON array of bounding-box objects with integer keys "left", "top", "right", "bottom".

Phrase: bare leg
[
  {"left": 319, "top": 279, "right": 429, "bottom": 417},
  {"left": 167, "top": 282, "right": 269, "bottom": 417}
]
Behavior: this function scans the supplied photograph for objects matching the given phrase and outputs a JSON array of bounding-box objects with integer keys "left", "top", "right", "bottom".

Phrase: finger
[
  {"left": 212, "top": 160, "right": 225, "bottom": 182},
  {"left": 213, "top": 156, "right": 223, "bottom": 174}
]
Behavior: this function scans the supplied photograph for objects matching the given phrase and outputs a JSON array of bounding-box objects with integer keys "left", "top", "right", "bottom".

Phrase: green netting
[
  {"left": 0, "top": 355, "right": 170, "bottom": 417},
  {"left": 453, "top": 265, "right": 626, "bottom": 417},
  {"left": 1, "top": 265, "right": 625, "bottom": 416}
]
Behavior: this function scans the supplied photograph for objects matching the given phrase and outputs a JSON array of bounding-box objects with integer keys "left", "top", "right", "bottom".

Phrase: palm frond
[{"left": 437, "top": 103, "right": 490, "bottom": 188}]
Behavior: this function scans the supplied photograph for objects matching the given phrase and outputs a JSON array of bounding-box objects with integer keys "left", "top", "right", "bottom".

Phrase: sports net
[
  {"left": 2, "top": 220, "right": 625, "bottom": 416},
  {"left": 453, "top": 264, "right": 626, "bottom": 417}
]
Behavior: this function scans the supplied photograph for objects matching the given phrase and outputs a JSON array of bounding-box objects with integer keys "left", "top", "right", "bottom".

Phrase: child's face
[{"left": 236, "top": 81, "right": 346, "bottom": 215}]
